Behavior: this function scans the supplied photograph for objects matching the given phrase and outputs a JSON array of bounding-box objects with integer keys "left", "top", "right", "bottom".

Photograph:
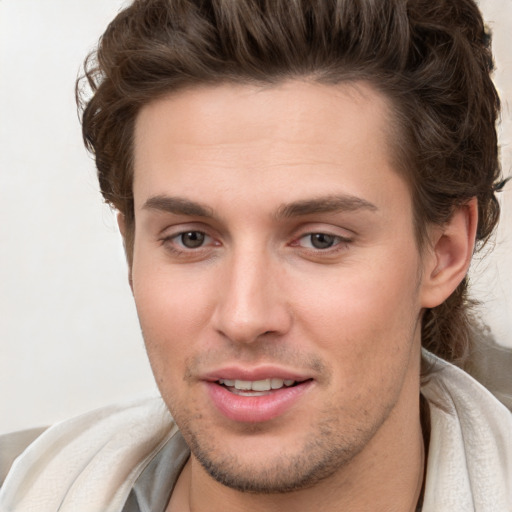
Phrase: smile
[
  {"left": 206, "top": 377, "right": 312, "bottom": 422},
  {"left": 218, "top": 378, "right": 297, "bottom": 395}
]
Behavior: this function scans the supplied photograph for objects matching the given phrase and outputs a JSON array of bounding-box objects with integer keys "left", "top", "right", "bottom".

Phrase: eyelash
[
  {"left": 160, "top": 231, "right": 216, "bottom": 256},
  {"left": 291, "top": 233, "right": 352, "bottom": 253},
  {"left": 160, "top": 230, "right": 352, "bottom": 258}
]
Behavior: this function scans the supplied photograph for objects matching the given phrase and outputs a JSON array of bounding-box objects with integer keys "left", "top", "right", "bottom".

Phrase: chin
[{"left": 180, "top": 412, "right": 378, "bottom": 495}]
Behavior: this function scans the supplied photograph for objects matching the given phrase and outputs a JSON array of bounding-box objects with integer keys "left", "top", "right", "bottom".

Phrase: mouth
[
  {"left": 205, "top": 374, "right": 313, "bottom": 422},
  {"left": 217, "top": 377, "right": 305, "bottom": 396}
]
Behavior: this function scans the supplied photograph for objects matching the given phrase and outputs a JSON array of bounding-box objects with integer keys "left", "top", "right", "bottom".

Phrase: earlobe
[{"left": 420, "top": 198, "right": 478, "bottom": 308}]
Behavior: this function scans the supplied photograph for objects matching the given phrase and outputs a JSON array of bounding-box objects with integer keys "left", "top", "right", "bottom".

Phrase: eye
[
  {"left": 297, "top": 233, "right": 348, "bottom": 250},
  {"left": 175, "top": 231, "right": 208, "bottom": 249},
  {"left": 306, "top": 233, "right": 337, "bottom": 249},
  {"left": 159, "top": 228, "right": 220, "bottom": 260}
]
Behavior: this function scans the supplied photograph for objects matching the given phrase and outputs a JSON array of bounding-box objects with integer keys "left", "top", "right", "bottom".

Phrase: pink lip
[
  {"left": 203, "top": 368, "right": 313, "bottom": 423},
  {"left": 201, "top": 365, "right": 310, "bottom": 382}
]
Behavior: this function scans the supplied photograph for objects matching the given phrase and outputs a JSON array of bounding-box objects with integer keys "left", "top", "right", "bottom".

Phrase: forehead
[
  {"left": 135, "top": 80, "right": 392, "bottom": 152},
  {"left": 132, "top": 80, "right": 410, "bottom": 215}
]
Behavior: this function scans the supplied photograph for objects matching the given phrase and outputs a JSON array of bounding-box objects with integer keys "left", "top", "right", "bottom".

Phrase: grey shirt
[{"left": 122, "top": 431, "right": 190, "bottom": 512}]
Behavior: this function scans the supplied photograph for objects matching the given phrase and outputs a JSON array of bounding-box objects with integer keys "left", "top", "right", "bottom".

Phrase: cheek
[
  {"left": 133, "top": 251, "right": 213, "bottom": 329},
  {"left": 295, "top": 253, "right": 422, "bottom": 371},
  {"left": 131, "top": 263, "right": 214, "bottom": 381}
]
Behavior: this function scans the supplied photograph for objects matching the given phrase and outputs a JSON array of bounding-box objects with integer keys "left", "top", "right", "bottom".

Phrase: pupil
[
  {"left": 181, "top": 231, "right": 205, "bottom": 248},
  {"left": 311, "top": 233, "right": 335, "bottom": 249}
]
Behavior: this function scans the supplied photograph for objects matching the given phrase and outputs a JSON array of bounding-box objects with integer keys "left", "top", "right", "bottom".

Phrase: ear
[
  {"left": 117, "top": 212, "right": 134, "bottom": 292},
  {"left": 420, "top": 198, "right": 478, "bottom": 308}
]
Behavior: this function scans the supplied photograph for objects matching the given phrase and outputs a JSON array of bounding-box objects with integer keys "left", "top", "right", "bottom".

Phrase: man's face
[{"left": 130, "top": 81, "right": 429, "bottom": 492}]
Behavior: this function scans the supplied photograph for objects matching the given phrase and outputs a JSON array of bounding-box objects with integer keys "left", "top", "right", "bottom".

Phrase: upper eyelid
[
  {"left": 165, "top": 230, "right": 213, "bottom": 243},
  {"left": 159, "top": 222, "right": 216, "bottom": 237},
  {"left": 298, "top": 231, "right": 352, "bottom": 240},
  {"left": 292, "top": 224, "right": 355, "bottom": 240},
  {"left": 294, "top": 233, "right": 352, "bottom": 247}
]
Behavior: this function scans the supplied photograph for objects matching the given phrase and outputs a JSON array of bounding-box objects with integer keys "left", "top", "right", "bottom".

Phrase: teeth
[
  {"left": 271, "top": 378, "right": 284, "bottom": 389},
  {"left": 235, "top": 380, "right": 253, "bottom": 390},
  {"left": 218, "top": 378, "right": 296, "bottom": 391},
  {"left": 251, "top": 379, "right": 272, "bottom": 391}
]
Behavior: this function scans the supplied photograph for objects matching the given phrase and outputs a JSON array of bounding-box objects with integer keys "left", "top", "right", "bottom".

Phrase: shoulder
[
  {"left": 421, "top": 352, "right": 512, "bottom": 510},
  {"left": 0, "top": 427, "right": 47, "bottom": 488},
  {"left": 0, "top": 395, "right": 179, "bottom": 512},
  {"left": 465, "top": 338, "right": 512, "bottom": 411},
  {"left": 422, "top": 350, "right": 512, "bottom": 416},
  {"left": 421, "top": 350, "right": 512, "bottom": 443}
]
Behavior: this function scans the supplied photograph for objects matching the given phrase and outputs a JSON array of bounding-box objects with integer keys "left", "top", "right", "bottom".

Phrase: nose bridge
[{"left": 213, "top": 241, "right": 289, "bottom": 343}]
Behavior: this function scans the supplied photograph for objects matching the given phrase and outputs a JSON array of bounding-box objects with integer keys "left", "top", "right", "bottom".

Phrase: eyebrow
[
  {"left": 143, "top": 196, "right": 214, "bottom": 218},
  {"left": 275, "top": 194, "right": 378, "bottom": 218},
  {"left": 142, "top": 193, "right": 378, "bottom": 220}
]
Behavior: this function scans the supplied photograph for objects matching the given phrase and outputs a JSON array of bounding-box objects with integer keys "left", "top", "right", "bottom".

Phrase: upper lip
[{"left": 201, "top": 366, "right": 312, "bottom": 383}]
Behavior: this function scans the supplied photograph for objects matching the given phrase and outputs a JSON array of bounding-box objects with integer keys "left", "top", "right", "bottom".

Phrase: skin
[{"left": 124, "top": 80, "right": 476, "bottom": 511}]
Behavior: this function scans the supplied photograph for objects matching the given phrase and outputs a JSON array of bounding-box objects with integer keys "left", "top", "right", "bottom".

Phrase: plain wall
[{"left": 1, "top": 0, "right": 511, "bottom": 434}]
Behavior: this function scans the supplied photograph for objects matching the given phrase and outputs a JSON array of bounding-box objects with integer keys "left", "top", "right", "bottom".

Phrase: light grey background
[{"left": 1, "top": 0, "right": 511, "bottom": 434}]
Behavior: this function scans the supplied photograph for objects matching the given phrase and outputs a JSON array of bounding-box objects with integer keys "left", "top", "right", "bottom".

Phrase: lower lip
[{"left": 205, "top": 381, "right": 312, "bottom": 423}]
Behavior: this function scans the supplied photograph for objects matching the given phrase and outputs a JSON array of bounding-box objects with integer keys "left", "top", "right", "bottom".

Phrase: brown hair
[{"left": 77, "top": 0, "right": 504, "bottom": 370}]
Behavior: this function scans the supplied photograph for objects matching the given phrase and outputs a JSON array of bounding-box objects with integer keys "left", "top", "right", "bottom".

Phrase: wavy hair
[{"left": 77, "top": 0, "right": 504, "bottom": 372}]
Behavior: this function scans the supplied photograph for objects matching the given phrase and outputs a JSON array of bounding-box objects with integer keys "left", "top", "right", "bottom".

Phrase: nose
[{"left": 211, "top": 247, "right": 292, "bottom": 344}]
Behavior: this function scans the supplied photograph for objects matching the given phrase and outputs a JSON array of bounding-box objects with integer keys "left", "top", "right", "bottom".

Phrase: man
[{"left": 1, "top": 0, "right": 511, "bottom": 510}]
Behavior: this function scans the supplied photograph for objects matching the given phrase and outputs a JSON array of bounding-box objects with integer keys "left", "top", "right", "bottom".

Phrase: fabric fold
[
  {"left": 421, "top": 354, "right": 512, "bottom": 511},
  {"left": 0, "top": 396, "right": 176, "bottom": 512}
]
